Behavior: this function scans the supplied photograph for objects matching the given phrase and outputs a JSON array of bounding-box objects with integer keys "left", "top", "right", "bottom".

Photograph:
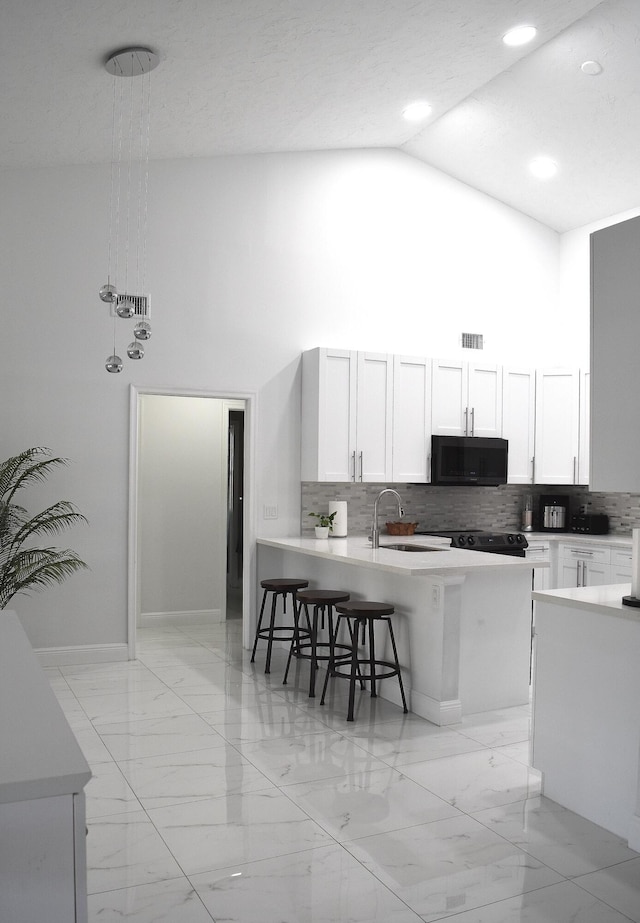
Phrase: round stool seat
[
  {"left": 336, "top": 601, "right": 394, "bottom": 617},
  {"left": 260, "top": 578, "right": 309, "bottom": 592},
  {"left": 297, "top": 589, "right": 350, "bottom": 605}
]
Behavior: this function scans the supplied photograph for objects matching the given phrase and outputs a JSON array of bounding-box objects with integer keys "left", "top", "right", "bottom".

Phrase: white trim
[
  {"left": 128, "top": 385, "right": 256, "bottom": 660},
  {"left": 36, "top": 644, "right": 129, "bottom": 667},
  {"left": 628, "top": 813, "right": 640, "bottom": 852},
  {"left": 139, "top": 609, "right": 222, "bottom": 627},
  {"left": 410, "top": 688, "right": 462, "bottom": 726}
]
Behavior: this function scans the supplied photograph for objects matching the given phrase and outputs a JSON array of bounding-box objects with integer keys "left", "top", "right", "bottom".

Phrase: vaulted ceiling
[{"left": 1, "top": 0, "right": 637, "bottom": 231}]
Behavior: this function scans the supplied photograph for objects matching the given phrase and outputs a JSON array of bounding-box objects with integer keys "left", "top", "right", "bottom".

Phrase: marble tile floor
[{"left": 44, "top": 619, "right": 640, "bottom": 922}]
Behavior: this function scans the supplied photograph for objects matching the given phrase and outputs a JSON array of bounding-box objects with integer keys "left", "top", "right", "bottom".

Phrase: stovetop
[{"left": 415, "top": 529, "right": 529, "bottom": 552}]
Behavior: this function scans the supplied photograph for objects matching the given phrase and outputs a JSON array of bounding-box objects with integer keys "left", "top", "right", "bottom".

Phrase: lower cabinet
[{"left": 554, "top": 541, "right": 632, "bottom": 589}]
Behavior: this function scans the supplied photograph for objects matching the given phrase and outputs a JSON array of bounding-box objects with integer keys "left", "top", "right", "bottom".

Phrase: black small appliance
[
  {"left": 570, "top": 513, "right": 609, "bottom": 534},
  {"left": 430, "top": 435, "right": 508, "bottom": 486}
]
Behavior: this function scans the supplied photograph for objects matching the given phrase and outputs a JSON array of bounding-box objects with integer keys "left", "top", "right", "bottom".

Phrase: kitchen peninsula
[{"left": 257, "top": 534, "right": 547, "bottom": 725}]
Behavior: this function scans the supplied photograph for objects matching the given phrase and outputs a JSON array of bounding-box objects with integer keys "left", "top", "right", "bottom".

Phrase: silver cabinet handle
[
  {"left": 577, "top": 560, "right": 581, "bottom": 586},
  {"left": 351, "top": 451, "right": 356, "bottom": 482},
  {"left": 464, "top": 406, "right": 469, "bottom": 435},
  {"left": 427, "top": 453, "right": 431, "bottom": 483},
  {"left": 573, "top": 456, "right": 577, "bottom": 484},
  {"left": 359, "top": 451, "right": 363, "bottom": 482},
  {"left": 470, "top": 406, "right": 475, "bottom": 436},
  {"left": 531, "top": 456, "right": 535, "bottom": 484}
]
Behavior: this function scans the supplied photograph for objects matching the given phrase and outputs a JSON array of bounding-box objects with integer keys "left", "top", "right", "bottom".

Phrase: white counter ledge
[
  {"left": 0, "top": 611, "right": 91, "bottom": 923},
  {"left": 533, "top": 582, "right": 637, "bottom": 620},
  {"left": 257, "top": 534, "right": 547, "bottom": 576}
]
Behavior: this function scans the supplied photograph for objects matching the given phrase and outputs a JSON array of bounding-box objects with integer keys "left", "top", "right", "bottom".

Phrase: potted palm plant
[
  {"left": 308, "top": 510, "right": 337, "bottom": 539},
  {"left": 0, "top": 447, "right": 88, "bottom": 608}
]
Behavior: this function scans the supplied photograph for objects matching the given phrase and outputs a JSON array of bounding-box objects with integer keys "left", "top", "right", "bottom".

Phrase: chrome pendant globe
[
  {"left": 105, "top": 354, "right": 123, "bottom": 373},
  {"left": 116, "top": 298, "right": 136, "bottom": 319},
  {"left": 134, "top": 320, "right": 151, "bottom": 340},
  {"left": 99, "top": 283, "right": 117, "bottom": 303},
  {"left": 127, "top": 341, "right": 145, "bottom": 360}
]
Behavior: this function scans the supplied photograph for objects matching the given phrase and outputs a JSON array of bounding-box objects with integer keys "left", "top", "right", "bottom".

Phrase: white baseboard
[
  {"left": 36, "top": 643, "right": 129, "bottom": 666},
  {"left": 628, "top": 813, "right": 640, "bottom": 852},
  {"left": 138, "top": 609, "right": 222, "bottom": 628},
  {"left": 410, "top": 688, "right": 462, "bottom": 726}
]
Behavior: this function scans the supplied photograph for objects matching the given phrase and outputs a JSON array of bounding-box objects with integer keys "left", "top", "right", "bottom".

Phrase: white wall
[
  {"left": 138, "top": 394, "right": 225, "bottom": 621},
  {"left": 0, "top": 147, "right": 563, "bottom": 650}
]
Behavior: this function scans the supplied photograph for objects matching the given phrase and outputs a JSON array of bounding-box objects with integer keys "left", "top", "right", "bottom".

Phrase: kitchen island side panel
[{"left": 532, "top": 595, "right": 640, "bottom": 845}]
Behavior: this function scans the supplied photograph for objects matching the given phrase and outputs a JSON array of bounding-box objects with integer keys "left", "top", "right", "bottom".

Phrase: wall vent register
[{"left": 461, "top": 332, "right": 484, "bottom": 349}]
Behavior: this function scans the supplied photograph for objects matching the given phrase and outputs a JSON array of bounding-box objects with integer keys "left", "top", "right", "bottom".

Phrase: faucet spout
[{"left": 371, "top": 488, "right": 404, "bottom": 548}]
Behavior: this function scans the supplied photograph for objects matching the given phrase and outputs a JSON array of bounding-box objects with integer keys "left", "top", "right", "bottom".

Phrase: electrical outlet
[{"left": 263, "top": 505, "right": 278, "bottom": 520}]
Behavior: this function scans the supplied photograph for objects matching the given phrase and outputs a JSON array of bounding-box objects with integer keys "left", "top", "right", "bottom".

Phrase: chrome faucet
[{"left": 370, "top": 488, "right": 404, "bottom": 548}]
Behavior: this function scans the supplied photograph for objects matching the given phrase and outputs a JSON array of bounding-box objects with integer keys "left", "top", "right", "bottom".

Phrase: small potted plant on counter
[{"left": 308, "top": 510, "right": 337, "bottom": 539}]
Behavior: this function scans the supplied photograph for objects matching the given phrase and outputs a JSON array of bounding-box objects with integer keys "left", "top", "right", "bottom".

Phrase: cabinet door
[
  {"left": 559, "top": 560, "right": 581, "bottom": 588},
  {"left": 301, "top": 347, "right": 356, "bottom": 481},
  {"left": 502, "top": 367, "right": 535, "bottom": 483},
  {"left": 534, "top": 368, "right": 580, "bottom": 484},
  {"left": 578, "top": 369, "right": 590, "bottom": 486},
  {"left": 356, "top": 352, "right": 392, "bottom": 481},
  {"left": 467, "top": 363, "right": 503, "bottom": 437},
  {"left": 583, "top": 560, "right": 610, "bottom": 587},
  {"left": 431, "top": 359, "right": 467, "bottom": 435},
  {"left": 392, "top": 355, "right": 432, "bottom": 482}
]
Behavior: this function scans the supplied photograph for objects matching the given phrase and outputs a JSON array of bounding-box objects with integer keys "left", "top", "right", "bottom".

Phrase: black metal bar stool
[
  {"left": 250, "top": 578, "right": 310, "bottom": 674},
  {"left": 283, "top": 589, "right": 351, "bottom": 697},
  {"left": 321, "top": 600, "right": 408, "bottom": 721}
]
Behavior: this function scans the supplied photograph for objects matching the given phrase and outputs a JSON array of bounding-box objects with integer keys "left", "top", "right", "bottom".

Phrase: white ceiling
[{"left": 1, "top": 0, "right": 637, "bottom": 231}]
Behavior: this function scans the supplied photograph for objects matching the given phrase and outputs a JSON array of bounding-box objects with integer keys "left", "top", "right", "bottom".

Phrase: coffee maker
[{"left": 539, "top": 494, "right": 570, "bottom": 532}]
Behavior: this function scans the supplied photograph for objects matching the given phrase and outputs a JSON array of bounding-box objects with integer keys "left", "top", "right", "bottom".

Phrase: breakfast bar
[{"left": 257, "top": 535, "right": 547, "bottom": 725}]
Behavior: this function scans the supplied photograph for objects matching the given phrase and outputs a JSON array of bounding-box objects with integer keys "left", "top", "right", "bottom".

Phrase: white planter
[{"left": 314, "top": 526, "right": 330, "bottom": 539}]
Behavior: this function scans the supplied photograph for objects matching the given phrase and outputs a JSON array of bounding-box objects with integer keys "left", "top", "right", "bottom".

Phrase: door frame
[{"left": 127, "top": 384, "right": 256, "bottom": 659}]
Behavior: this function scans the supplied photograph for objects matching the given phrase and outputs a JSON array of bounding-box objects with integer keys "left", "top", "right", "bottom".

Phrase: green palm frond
[{"left": 0, "top": 447, "right": 88, "bottom": 609}]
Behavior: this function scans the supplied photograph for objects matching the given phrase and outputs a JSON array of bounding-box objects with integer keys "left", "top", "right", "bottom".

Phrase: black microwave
[{"left": 431, "top": 435, "right": 508, "bottom": 486}]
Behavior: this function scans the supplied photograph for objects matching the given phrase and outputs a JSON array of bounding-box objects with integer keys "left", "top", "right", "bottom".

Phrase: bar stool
[
  {"left": 321, "top": 600, "right": 408, "bottom": 721},
  {"left": 283, "top": 589, "right": 352, "bottom": 697},
  {"left": 250, "top": 578, "right": 310, "bottom": 674}
]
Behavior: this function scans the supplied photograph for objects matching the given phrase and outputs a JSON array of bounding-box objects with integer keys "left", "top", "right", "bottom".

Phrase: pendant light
[{"left": 99, "top": 47, "right": 159, "bottom": 373}]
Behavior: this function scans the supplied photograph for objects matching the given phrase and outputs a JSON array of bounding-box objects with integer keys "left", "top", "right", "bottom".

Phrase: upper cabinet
[
  {"left": 431, "top": 360, "right": 502, "bottom": 437},
  {"left": 302, "top": 347, "right": 589, "bottom": 486},
  {"left": 502, "top": 368, "right": 535, "bottom": 484},
  {"left": 301, "top": 347, "right": 392, "bottom": 482},
  {"left": 392, "top": 355, "right": 432, "bottom": 482},
  {"left": 591, "top": 216, "right": 640, "bottom": 492},
  {"left": 534, "top": 368, "right": 580, "bottom": 484}
]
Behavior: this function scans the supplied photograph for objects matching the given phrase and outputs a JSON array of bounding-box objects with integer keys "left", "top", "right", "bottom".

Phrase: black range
[{"left": 416, "top": 530, "right": 529, "bottom": 557}]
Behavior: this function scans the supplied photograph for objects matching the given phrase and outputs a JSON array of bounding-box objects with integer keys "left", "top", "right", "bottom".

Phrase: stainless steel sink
[{"left": 381, "top": 543, "right": 443, "bottom": 552}]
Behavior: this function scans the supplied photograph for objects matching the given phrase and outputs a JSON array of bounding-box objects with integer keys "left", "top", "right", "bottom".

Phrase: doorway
[{"left": 128, "top": 387, "right": 253, "bottom": 656}]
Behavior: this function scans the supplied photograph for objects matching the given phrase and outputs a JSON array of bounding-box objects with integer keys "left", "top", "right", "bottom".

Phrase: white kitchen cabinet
[
  {"left": 534, "top": 368, "right": 580, "bottom": 484},
  {"left": 502, "top": 367, "right": 535, "bottom": 484},
  {"left": 611, "top": 546, "right": 633, "bottom": 584},
  {"left": 431, "top": 359, "right": 502, "bottom": 437},
  {"left": 556, "top": 541, "right": 611, "bottom": 589},
  {"left": 301, "top": 347, "right": 392, "bottom": 482},
  {"left": 392, "top": 355, "right": 432, "bottom": 482},
  {"left": 578, "top": 369, "right": 590, "bottom": 485}
]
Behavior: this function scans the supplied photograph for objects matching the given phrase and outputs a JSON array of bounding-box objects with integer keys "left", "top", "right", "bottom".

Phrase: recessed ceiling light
[
  {"left": 529, "top": 156, "right": 558, "bottom": 179},
  {"left": 402, "top": 100, "right": 432, "bottom": 122},
  {"left": 503, "top": 25, "right": 537, "bottom": 47},
  {"left": 581, "top": 60, "right": 603, "bottom": 76}
]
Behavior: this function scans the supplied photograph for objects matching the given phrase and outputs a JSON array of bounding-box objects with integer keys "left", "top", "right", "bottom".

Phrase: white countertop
[
  {"left": 0, "top": 612, "right": 91, "bottom": 804},
  {"left": 532, "top": 583, "right": 640, "bottom": 621},
  {"left": 258, "top": 534, "right": 548, "bottom": 576},
  {"left": 525, "top": 532, "right": 632, "bottom": 548}
]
